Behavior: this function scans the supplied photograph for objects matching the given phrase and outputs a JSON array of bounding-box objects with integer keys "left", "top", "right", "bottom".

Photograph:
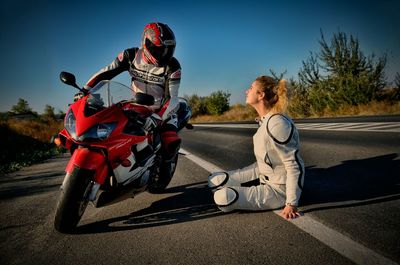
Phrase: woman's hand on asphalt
[{"left": 280, "top": 205, "right": 302, "bottom": 220}]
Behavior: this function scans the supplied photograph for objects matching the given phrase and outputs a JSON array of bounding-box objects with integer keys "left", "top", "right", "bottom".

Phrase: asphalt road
[{"left": 1, "top": 116, "right": 399, "bottom": 265}]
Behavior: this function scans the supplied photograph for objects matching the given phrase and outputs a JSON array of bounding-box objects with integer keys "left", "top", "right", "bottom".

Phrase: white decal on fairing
[
  {"left": 122, "top": 154, "right": 155, "bottom": 186},
  {"left": 113, "top": 153, "right": 137, "bottom": 184}
]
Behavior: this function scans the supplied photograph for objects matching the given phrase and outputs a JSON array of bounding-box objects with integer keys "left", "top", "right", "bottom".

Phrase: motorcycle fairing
[
  {"left": 65, "top": 147, "right": 108, "bottom": 185},
  {"left": 69, "top": 97, "right": 128, "bottom": 138}
]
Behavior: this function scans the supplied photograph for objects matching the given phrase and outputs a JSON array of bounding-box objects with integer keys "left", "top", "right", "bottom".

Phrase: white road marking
[
  {"left": 179, "top": 148, "right": 398, "bottom": 265},
  {"left": 179, "top": 148, "right": 224, "bottom": 172},
  {"left": 286, "top": 214, "right": 398, "bottom": 265},
  {"left": 193, "top": 122, "right": 400, "bottom": 133}
]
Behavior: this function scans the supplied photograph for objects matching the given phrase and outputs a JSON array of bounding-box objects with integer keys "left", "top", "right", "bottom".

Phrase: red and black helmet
[{"left": 142, "top": 22, "right": 176, "bottom": 66}]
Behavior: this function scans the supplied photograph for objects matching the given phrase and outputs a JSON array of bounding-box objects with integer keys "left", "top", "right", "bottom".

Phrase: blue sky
[{"left": 0, "top": 0, "right": 399, "bottom": 113}]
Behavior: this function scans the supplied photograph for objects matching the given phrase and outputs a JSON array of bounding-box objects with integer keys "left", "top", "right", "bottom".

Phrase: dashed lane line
[
  {"left": 179, "top": 148, "right": 398, "bottom": 265},
  {"left": 193, "top": 122, "right": 400, "bottom": 133},
  {"left": 296, "top": 122, "right": 400, "bottom": 133}
]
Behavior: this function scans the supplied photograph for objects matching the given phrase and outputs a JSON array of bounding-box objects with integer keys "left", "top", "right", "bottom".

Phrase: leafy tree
[
  {"left": 296, "top": 30, "right": 387, "bottom": 114},
  {"left": 0, "top": 112, "right": 9, "bottom": 121},
  {"left": 185, "top": 94, "right": 208, "bottom": 117},
  {"left": 395, "top": 72, "right": 400, "bottom": 88},
  {"left": 269, "top": 69, "right": 287, "bottom": 81},
  {"left": 287, "top": 78, "right": 312, "bottom": 116},
  {"left": 319, "top": 31, "right": 386, "bottom": 104},
  {"left": 298, "top": 52, "right": 321, "bottom": 86},
  {"left": 57, "top": 110, "right": 66, "bottom": 120},
  {"left": 11, "top": 98, "right": 33, "bottom": 114},
  {"left": 43, "top": 104, "right": 56, "bottom": 121},
  {"left": 205, "top": 90, "right": 231, "bottom": 115},
  {"left": 392, "top": 72, "right": 400, "bottom": 100}
]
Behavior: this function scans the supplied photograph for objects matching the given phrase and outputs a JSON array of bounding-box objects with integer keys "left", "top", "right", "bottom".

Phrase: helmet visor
[{"left": 145, "top": 38, "right": 175, "bottom": 64}]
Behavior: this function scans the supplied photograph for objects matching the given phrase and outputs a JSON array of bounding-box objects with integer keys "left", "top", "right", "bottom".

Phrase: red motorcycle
[{"left": 54, "top": 72, "right": 192, "bottom": 233}]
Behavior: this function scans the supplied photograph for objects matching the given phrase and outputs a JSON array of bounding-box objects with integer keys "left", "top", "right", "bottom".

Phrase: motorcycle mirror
[
  {"left": 60, "top": 72, "right": 77, "bottom": 86},
  {"left": 60, "top": 71, "right": 85, "bottom": 92},
  {"left": 133, "top": 93, "right": 155, "bottom": 106}
]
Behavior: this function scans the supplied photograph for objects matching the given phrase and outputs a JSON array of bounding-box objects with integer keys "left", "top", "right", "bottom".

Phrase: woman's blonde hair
[{"left": 255, "top": 75, "right": 288, "bottom": 114}]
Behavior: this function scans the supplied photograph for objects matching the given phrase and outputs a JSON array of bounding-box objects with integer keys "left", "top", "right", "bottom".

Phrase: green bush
[
  {"left": 205, "top": 90, "right": 231, "bottom": 115},
  {"left": 185, "top": 90, "right": 231, "bottom": 117},
  {"left": 291, "top": 30, "right": 388, "bottom": 117},
  {"left": 185, "top": 94, "right": 208, "bottom": 117}
]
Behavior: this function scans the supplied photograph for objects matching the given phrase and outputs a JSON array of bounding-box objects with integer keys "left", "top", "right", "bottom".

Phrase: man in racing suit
[{"left": 81, "top": 22, "right": 182, "bottom": 158}]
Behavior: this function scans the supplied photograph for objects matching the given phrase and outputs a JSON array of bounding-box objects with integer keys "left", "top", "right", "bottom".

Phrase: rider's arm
[
  {"left": 85, "top": 48, "right": 135, "bottom": 89},
  {"left": 161, "top": 57, "right": 181, "bottom": 120}
]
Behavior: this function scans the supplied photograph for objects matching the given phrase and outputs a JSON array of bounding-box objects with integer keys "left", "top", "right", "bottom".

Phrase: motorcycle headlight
[
  {"left": 96, "top": 123, "right": 117, "bottom": 140},
  {"left": 65, "top": 110, "right": 77, "bottom": 139},
  {"left": 76, "top": 123, "right": 117, "bottom": 141}
]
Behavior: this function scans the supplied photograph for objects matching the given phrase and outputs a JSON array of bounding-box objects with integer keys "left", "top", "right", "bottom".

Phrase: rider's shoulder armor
[
  {"left": 121, "top": 48, "right": 138, "bottom": 66},
  {"left": 166, "top": 57, "right": 181, "bottom": 82},
  {"left": 167, "top": 57, "right": 181, "bottom": 73}
]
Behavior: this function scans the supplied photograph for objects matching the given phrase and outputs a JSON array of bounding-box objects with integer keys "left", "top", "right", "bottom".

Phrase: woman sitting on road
[{"left": 208, "top": 76, "right": 305, "bottom": 220}]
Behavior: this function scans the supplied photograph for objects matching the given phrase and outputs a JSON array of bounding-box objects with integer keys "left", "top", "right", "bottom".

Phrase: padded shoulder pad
[
  {"left": 125, "top": 47, "right": 137, "bottom": 59},
  {"left": 266, "top": 114, "right": 294, "bottom": 144}
]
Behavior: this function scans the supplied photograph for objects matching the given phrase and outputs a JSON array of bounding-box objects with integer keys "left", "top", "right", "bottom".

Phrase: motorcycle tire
[
  {"left": 54, "top": 168, "right": 93, "bottom": 233},
  {"left": 148, "top": 153, "right": 178, "bottom": 194}
]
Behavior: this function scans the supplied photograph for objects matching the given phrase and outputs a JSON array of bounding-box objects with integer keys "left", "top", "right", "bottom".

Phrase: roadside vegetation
[
  {"left": 1, "top": 30, "right": 399, "bottom": 173},
  {"left": 189, "top": 100, "right": 400, "bottom": 123},
  {"left": 186, "top": 30, "right": 400, "bottom": 122},
  {"left": 0, "top": 99, "right": 65, "bottom": 174}
]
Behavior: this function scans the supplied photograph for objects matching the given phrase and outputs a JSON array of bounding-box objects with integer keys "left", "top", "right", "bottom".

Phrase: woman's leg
[
  {"left": 213, "top": 182, "right": 286, "bottom": 212},
  {"left": 208, "top": 163, "right": 260, "bottom": 190}
]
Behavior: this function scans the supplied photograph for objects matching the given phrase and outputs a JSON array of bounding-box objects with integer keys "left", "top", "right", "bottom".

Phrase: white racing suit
[{"left": 208, "top": 113, "right": 305, "bottom": 212}]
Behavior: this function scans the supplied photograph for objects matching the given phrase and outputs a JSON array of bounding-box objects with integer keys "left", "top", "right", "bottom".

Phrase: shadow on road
[
  {"left": 0, "top": 171, "right": 64, "bottom": 200},
  {"left": 60, "top": 153, "right": 400, "bottom": 234},
  {"left": 300, "top": 153, "right": 400, "bottom": 212},
  {"left": 75, "top": 181, "right": 224, "bottom": 234}
]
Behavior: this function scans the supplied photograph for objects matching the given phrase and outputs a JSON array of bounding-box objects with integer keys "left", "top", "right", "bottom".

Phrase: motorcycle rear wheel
[
  {"left": 148, "top": 153, "right": 178, "bottom": 194},
  {"left": 54, "top": 168, "right": 93, "bottom": 233}
]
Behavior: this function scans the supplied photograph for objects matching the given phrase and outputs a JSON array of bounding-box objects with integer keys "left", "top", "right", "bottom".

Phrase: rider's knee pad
[
  {"left": 213, "top": 187, "right": 238, "bottom": 212},
  {"left": 161, "top": 131, "right": 181, "bottom": 144},
  {"left": 208, "top": 172, "right": 229, "bottom": 190},
  {"left": 161, "top": 131, "right": 181, "bottom": 157}
]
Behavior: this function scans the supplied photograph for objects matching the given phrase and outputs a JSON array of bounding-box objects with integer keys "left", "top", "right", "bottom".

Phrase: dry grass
[
  {"left": 190, "top": 101, "right": 400, "bottom": 123},
  {"left": 190, "top": 104, "right": 257, "bottom": 123},
  {"left": 5, "top": 119, "right": 63, "bottom": 143},
  {"left": 0, "top": 119, "right": 64, "bottom": 174},
  {"left": 335, "top": 101, "right": 400, "bottom": 116},
  {"left": 290, "top": 100, "right": 400, "bottom": 119}
]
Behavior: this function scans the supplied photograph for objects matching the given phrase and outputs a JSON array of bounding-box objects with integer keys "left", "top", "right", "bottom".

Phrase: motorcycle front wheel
[
  {"left": 148, "top": 153, "right": 178, "bottom": 194},
  {"left": 54, "top": 167, "right": 94, "bottom": 233}
]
